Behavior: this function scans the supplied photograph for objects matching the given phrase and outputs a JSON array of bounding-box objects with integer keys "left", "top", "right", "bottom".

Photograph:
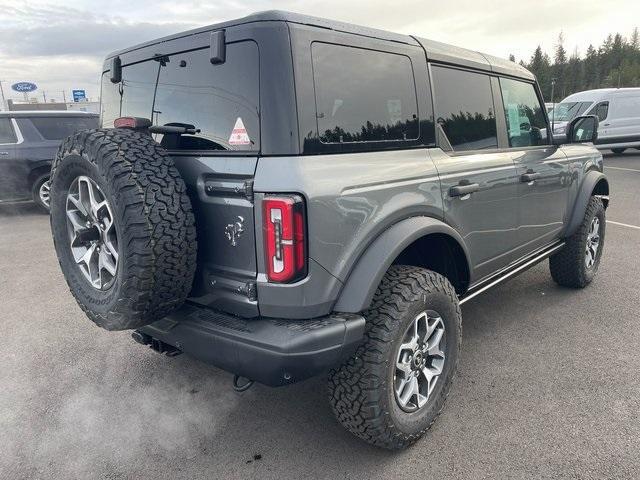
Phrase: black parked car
[{"left": 0, "top": 111, "right": 99, "bottom": 211}]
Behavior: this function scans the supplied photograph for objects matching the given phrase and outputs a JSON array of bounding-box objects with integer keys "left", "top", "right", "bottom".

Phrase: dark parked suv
[
  {"left": 0, "top": 111, "right": 98, "bottom": 211},
  {"left": 48, "top": 11, "right": 609, "bottom": 449}
]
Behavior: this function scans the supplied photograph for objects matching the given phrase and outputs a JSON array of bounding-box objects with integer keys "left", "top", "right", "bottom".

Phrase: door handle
[
  {"left": 449, "top": 183, "right": 480, "bottom": 197},
  {"left": 0, "top": 151, "right": 9, "bottom": 156},
  {"left": 603, "top": 123, "right": 610, "bottom": 126},
  {"left": 520, "top": 172, "right": 541, "bottom": 183}
]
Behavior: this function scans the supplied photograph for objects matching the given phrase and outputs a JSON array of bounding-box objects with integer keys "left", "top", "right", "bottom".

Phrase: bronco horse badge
[{"left": 225, "top": 216, "right": 245, "bottom": 247}]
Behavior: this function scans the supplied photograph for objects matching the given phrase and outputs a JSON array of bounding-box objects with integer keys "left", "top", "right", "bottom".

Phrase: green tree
[
  {"left": 527, "top": 45, "right": 552, "bottom": 98},
  {"left": 553, "top": 32, "right": 568, "bottom": 97},
  {"left": 630, "top": 27, "right": 639, "bottom": 49},
  {"left": 523, "top": 27, "right": 640, "bottom": 101}
]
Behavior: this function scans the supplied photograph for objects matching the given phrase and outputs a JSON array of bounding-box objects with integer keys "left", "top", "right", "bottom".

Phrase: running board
[{"left": 459, "top": 241, "right": 565, "bottom": 305}]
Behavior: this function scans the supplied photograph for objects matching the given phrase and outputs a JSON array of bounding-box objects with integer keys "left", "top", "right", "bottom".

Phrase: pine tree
[
  {"left": 527, "top": 45, "right": 552, "bottom": 97},
  {"left": 584, "top": 44, "right": 599, "bottom": 89},
  {"left": 553, "top": 32, "right": 568, "bottom": 97},
  {"left": 522, "top": 28, "right": 640, "bottom": 100}
]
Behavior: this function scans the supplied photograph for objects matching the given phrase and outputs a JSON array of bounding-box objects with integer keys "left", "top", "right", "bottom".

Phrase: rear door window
[
  {"left": 153, "top": 41, "right": 260, "bottom": 151},
  {"left": 0, "top": 118, "right": 17, "bottom": 143},
  {"left": 431, "top": 66, "right": 498, "bottom": 151},
  {"left": 498, "top": 78, "right": 548, "bottom": 147},
  {"left": 30, "top": 116, "right": 99, "bottom": 140},
  {"left": 311, "top": 43, "right": 420, "bottom": 147}
]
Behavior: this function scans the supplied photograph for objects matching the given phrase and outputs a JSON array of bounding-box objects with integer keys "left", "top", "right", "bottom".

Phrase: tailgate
[{"left": 171, "top": 155, "right": 259, "bottom": 317}]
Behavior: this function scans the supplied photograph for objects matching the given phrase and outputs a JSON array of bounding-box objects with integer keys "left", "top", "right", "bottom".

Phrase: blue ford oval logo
[{"left": 11, "top": 82, "right": 38, "bottom": 93}]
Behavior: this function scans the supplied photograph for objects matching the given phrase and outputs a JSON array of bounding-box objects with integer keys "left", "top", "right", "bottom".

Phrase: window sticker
[{"left": 228, "top": 117, "right": 251, "bottom": 146}]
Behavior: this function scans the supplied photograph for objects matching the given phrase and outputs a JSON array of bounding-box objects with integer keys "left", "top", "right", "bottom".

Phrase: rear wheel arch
[
  {"left": 28, "top": 163, "right": 52, "bottom": 186},
  {"left": 592, "top": 177, "right": 609, "bottom": 208},
  {"left": 333, "top": 217, "right": 471, "bottom": 313}
]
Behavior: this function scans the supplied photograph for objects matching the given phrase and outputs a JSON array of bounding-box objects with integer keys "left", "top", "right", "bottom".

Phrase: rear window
[
  {"left": 311, "top": 43, "right": 419, "bottom": 145},
  {"left": 30, "top": 116, "right": 98, "bottom": 140},
  {"left": 100, "top": 41, "right": 260, "bottom": 152}
]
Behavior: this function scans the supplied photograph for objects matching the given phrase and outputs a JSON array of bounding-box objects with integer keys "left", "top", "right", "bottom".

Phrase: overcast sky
[{"left": 0, "top": 0, "right": 638, "bottom": 102}]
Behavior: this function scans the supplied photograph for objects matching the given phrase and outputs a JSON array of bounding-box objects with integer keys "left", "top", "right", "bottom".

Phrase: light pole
[
  {"left": 550, "top": 78, "right": 557, "bottom": 133},
  {"left": 0, "top": 80, "right": 6, "bottom": 111}
]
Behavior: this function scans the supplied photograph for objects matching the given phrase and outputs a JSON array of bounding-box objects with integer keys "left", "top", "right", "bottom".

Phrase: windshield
[{"left": 549, "top": 101, "right": 593, "bottom": 122}]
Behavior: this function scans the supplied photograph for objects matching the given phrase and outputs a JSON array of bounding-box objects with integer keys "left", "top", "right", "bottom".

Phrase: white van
[{"left": 550, "top": 88, "right": 640, "bottom": 154}]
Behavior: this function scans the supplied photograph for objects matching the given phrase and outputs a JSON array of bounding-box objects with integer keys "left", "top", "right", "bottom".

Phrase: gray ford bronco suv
[{"left": 49, "top": 11, "right": 609, "bottom": 449}]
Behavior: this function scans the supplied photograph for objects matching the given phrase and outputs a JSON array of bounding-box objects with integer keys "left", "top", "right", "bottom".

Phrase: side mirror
[{"left": 566, "top": 115, "right": 598, "bottom": 144}]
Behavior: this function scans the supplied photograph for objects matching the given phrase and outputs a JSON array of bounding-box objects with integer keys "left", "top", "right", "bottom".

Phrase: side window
[
  {"left": 593, "top": 102, "right": 609, "bottom": 122},
  {"left": 499, "top": 77, "right": 548, "bottom": 147},
  {"left": 431, "top": 66, "right": 497, "bottom": 151},
  {"left": 0, "top": 118, "right": 17, "bottom": 144},
  {"left": 100, "top": 73, "right": 122, "bottom": 129},
  {"left": 310, "top": 43, "right": 423, "bottom": 149},
  {"left": 153, "top": 41, "right": 260, "bottom": 151}
]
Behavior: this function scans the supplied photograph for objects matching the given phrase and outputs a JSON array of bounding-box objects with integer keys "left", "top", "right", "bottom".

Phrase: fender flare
[
  {"left": 333, "top": 216, "right": 471, "bottom": 313},
  {"left": 562, "top": 170, "right": 609, "bottom": 238}
]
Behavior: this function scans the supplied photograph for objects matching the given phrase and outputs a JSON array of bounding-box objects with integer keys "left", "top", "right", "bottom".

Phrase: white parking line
[
  {"left": 605, "top": 166, "right": 640, "bottom": 173},
  {"left": 608, "top": 220, "right": 640, "bottom": 230}
]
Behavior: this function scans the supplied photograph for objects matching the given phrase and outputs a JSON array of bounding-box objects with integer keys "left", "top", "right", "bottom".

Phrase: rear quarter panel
[{"left": 254, "top": 150, "right": 443, "bottom": 283}]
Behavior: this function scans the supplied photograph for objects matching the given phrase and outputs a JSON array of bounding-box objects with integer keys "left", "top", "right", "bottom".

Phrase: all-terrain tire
[
  {"left": 549, "top": 196, "right": 605, "bottom": 288},
  {"left": 49, "top": 128, "right": 197, "bottom": 330},
  {"left": 328, "top": 265, "right": 461, "bottom": 450}
]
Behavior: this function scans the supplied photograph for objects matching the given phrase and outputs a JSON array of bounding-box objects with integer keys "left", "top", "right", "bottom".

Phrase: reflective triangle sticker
[{"left": 228, "top": 117, "right": 251, "bottom": 146}]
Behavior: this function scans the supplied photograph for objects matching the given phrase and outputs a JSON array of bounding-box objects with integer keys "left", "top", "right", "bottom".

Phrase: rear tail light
[
  {"left": 263, "top": 195, "right": 307, "bottom": 283},
  {"left": 114, "top": 116, "right": 152, "bottom": 130}
]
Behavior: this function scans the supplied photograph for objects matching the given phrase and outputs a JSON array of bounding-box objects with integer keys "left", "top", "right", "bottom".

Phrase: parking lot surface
[{"left": 1, "top": 152, "right": 639, "bottom": 480}]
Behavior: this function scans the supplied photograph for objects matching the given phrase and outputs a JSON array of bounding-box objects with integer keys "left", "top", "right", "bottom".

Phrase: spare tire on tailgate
[{"left": 49, "top": 128, "right": 197, "bottom": 331}]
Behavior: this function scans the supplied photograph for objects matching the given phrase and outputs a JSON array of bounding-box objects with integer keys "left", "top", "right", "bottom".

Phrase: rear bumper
[{"left": 137, "top": 303, "right": 365, "bottom": 387}]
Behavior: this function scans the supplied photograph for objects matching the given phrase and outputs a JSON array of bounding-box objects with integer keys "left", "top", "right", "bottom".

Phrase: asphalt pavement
[{"left": 1, "top": 151, "right": 639, "bottom": 480}]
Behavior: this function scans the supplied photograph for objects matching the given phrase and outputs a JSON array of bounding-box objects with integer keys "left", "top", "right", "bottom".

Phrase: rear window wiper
[{"left": 149, "top": 123, "right": 201, "bottom": 135}]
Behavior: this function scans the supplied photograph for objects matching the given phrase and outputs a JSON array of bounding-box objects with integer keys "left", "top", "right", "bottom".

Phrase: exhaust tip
[{"left": 131, "top": 330, "right": 152, "bottom": 345}]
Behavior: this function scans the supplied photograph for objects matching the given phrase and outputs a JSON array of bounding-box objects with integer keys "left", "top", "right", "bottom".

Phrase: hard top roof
[
  {"left": 0, "top": 110, "right": 98, "bottom": 118},
  {"left": 106, "top": 10, "right": 534, "bottom": 81}
]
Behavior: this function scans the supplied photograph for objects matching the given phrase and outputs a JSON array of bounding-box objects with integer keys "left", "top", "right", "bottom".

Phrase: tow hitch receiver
[{"left": 131, "top": 330, "right": 182, "bottom": 357}]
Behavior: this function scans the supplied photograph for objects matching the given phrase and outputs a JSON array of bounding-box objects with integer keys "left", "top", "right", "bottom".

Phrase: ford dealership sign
[{"left": 11, "top": 82, "right": 37, "bottom": 93}]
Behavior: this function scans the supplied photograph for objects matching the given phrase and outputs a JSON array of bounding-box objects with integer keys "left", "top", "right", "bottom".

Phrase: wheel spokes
[
  {"left": 395, "top": 310, "right": 447, "bottom": 412},
  {"left": 398, "top": 376, "right": 419, "bottom": 408},
  {"left": 66, "top": 176, "right": 119, "bottom": 290}
]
